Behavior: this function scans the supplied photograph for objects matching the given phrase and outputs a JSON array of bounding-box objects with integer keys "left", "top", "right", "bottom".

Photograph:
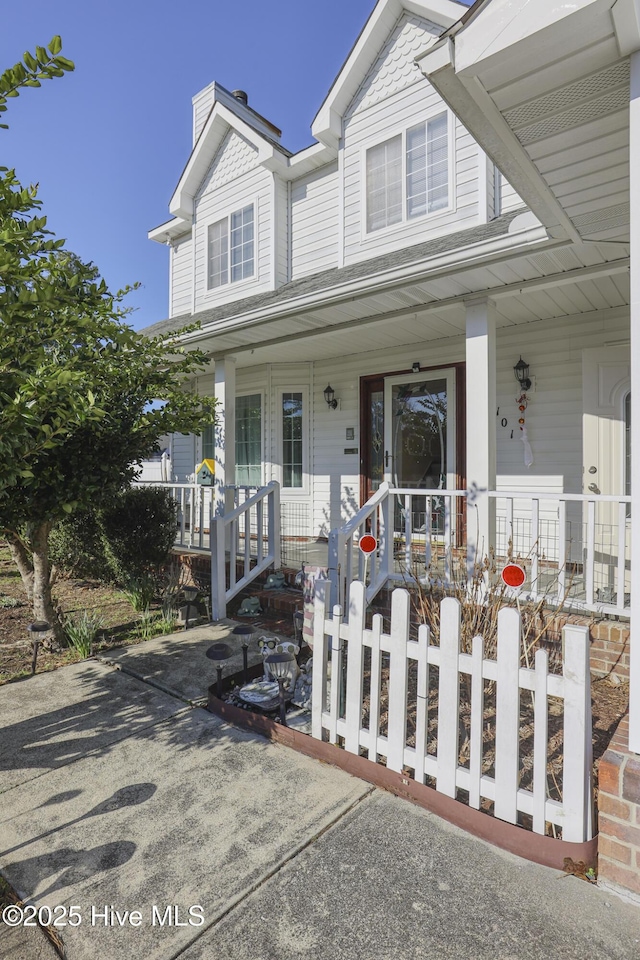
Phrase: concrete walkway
[{"left": 1, "top": 625, "right": 640, "bottom": 960}]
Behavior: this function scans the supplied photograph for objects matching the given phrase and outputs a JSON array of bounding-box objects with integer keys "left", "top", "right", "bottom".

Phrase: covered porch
[{"left": 143, "top": 228, "right": 631, "bottom": 628}]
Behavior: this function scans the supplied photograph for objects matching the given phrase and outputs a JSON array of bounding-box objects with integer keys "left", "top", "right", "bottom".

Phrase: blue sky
[{"left": 2, "top": 1, "right": 472, "bottom": 330}]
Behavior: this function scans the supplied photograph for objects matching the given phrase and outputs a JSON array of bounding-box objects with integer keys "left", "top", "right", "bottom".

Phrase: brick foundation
[{"left": 598, "top": 715, "right": 640, "bottom": 902}]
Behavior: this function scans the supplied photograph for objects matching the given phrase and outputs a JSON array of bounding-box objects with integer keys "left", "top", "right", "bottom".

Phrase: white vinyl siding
[
  {"left": 365, "top": 112, "right": 450, "bottom": 234},
  {"left": 170, "top": 234, "right": 193, "bottom": 317},
  {"left": 343, "top": 78, "right": 478, "bottom": 262},
  {"left": 290, "top": 163, "right": 339, "bottom": 279},
  {"left": 194, "top": 162, "right": 272, "bottom": 310}
]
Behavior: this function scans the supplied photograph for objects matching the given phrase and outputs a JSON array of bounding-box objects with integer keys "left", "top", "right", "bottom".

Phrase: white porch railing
[
  {"left": 329, "top": 482, "right": 631, "bottom": 616},
  {"left": 134, "top": 480, "right": 281, "bottom": 620},
  {"left": 211, "top": 481, "right": 281, "bottom": 620},
  {"left": 312, "top": 580, "right": 594, "bottom": 843},
  {"left": 134, "top": 482, "right": 259, "bottom": 551}
]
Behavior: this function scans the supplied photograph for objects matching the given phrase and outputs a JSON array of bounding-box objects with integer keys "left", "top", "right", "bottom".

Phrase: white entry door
[{"left": 582, "top": 346, "right": 630, "bottom": 604}]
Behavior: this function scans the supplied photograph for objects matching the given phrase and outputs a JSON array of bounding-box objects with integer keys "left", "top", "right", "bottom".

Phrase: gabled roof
[
  {"left": 312, "top": 0, "right": 467, "bottom": 147},
  {"left": 169, "top": 85, "right": 292, "bottom": 221}
]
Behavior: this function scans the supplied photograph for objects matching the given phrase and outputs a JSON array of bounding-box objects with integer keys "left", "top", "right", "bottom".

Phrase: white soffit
[
  {"left": 455, "top": 0, "right": 608, "bottom": 75},
  {"left": 419, "top": 0, "right": 633, "bottom": 242}
]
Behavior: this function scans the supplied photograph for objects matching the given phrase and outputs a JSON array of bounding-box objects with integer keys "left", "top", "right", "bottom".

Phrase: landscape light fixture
[
  {"left": 183, "top": 585, "right": 198, "bottom": 630},
  {"left": 27, "top": 621, "right": 49, "bottom": 675},
  {"left": 205, "top": 641, "right": 233, "bottom": 698},
  {"left": 513, "top": 356, "right": 532, "bottom": 392},
  {"left": 323, "top": 384, "right": 338, "bottom": 410},
  {"left": 232, "top": 623, "right": 254, "bottom": 683},
  {"left": 265, "top": 651, "right": 295, "bottom": 725}
]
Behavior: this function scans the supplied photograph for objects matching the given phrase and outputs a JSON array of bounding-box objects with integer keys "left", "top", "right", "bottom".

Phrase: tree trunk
[
  {"left": 29, "top": 522, "right": 65, "bottom": 645},
  {"left": 6, "top": 532, "right": 34, "bottom": 601}
]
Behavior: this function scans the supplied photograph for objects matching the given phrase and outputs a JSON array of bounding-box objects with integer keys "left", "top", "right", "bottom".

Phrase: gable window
[
  {"left": 207, "top": 204, "right": 254, "bottom": 289},
  {"left": 366, "top": 113, "right": 450, "bottom": 233}
]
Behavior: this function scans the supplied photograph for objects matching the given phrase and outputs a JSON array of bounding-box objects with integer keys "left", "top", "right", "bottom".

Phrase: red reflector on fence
[
  {"left": 501, "top": 563, "right": 526, "bottom": 588},
  {"left": 358, "top": 535, "right": 377, "bottom": 555}
]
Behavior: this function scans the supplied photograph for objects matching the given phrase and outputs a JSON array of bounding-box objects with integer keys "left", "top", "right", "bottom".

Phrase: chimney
[{"left": 232, "top": 90, "right": 248, "bottom": 106}]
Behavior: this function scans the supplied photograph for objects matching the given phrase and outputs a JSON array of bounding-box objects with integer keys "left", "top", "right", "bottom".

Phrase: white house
[{"left": 143, "top": 0, "right": 640, "bottom": 883}]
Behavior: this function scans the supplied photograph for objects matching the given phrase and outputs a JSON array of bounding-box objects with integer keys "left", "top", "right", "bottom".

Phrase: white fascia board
[
  {"left": 148, "top": 218, "right": 192, "bottom": 244},
  {"left": 169, "top": 102, "right": 282, "bottom": 220},
  {"left": 311, "top": 0, "right": 461, "bottom": 147},
  {"left": 455, "top": 0, "right": 606, "bottom": 75},
  {"left": 283, "top": 142, "right": 338, "bottom": 181},
  {"left": 177, "top": 220, "right": 557, "bottom": 347},
  {"left": 416, "top": 42, "right": 580, "bottom": 241},
  {"left": 612, "top": 0, "right": 640, "bottom": 55}
]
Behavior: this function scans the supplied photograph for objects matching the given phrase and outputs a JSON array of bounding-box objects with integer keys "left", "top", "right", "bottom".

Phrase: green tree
[{"left": 0, "top": 41, "right": 215, "bottom": 640}]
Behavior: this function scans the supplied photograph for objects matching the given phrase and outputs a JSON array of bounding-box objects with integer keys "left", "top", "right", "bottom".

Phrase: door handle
[
  {"left": 588, "top": 466, "right": 597, "bottom": 474},
  {"left": 385, "top": 451, "right": 392, "bottom": 467},
  {"left": 588, "top": 482, "right": 600, "bottom": 494}
]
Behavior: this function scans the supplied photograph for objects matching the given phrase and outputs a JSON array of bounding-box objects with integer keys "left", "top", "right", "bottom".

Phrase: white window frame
[
  {"left": 205, "top": 199, "right": 258, "bottom": 293},
  {"left": 277, "top": 386, "right": 309, "bottom": 495},
  {"left": 361, "top": 110, "right": 455, "bottom": 240},
  {"left": 198, "top": 389, "right": 265, "bottom": 488},
  {"left": 235, "top": 389, "right": 264, "bottom": 489}
]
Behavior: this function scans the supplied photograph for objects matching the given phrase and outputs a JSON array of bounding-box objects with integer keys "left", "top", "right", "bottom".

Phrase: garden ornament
[
  {"left": 264, "top": 571, "right": 286, "bottom": 590},
  {"left": 258, "top": 637, "right": 300, "bottom": 690},
  {"left": 237, "top": 596, "right": 262, "bottom": 617}
]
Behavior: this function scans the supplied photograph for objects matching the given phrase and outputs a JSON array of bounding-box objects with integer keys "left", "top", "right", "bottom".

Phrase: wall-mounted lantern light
[
  {"left": 513, "top": 356, "right": 532, "bottom": 392},
  {"left": 323, "top": 384, "right": 338, "bottom": 410},
  {"left": 412, "top": 361, "right": 421, "bottom": 374}
]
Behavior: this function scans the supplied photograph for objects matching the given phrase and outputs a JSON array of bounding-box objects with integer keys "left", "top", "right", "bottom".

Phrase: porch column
[
  {"left": 629, "top": 52, "right": 640, "bottom": 753},
  {"left": 465, "top": 298, "right": 497, "bottom": 573},
  {"left": 213, "top": 354, "right": 236, "bottom": 517}
]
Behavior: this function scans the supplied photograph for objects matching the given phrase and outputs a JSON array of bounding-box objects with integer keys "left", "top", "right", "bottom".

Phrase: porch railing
[
  {"left": 329, "top": 482, "right": 631, "bottom": 616},
  {"left": 211, "top": 481, "right": 281, "bottom": 620},
  {"left": 134, "top": 480, "right": 280, "bottom": 620},
  {"left": 135, "top": 481, "right": 258, "bottom": 551}
]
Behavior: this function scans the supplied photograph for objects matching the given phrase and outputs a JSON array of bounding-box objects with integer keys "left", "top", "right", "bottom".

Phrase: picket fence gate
[{"left": 311, "top": 580, "right": 594, "bottom": 843}]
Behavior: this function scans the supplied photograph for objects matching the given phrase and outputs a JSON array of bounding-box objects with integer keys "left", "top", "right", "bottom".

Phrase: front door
[{"left": 361, "top": 367, "right": 458, "bottom": 538}]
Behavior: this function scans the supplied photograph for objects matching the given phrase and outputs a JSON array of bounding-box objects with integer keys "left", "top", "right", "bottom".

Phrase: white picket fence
[{"left": 312, "top": 580, "right": 594, "bottom": 843}]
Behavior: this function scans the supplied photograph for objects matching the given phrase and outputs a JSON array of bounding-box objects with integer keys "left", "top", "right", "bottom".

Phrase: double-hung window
[
  {"left": 207, "top": 204, "right": 255, "bottom": 289},
  {"left": 201, "top": 392, "right": 262, "bottom": 486},
  {"left": 366, "top": 112, "right": 450, "bottom": 233}
]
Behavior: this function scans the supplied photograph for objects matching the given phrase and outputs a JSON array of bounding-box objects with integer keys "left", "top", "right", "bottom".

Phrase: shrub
[
  {"left": 49, "top": 508, "right": 113, "bottom": 581},
  {"left": 99, "top": 486, "right": 177, "bottom": 584},
  {"left": 50, "top": 486, "right": 177, "bottom": 586}
]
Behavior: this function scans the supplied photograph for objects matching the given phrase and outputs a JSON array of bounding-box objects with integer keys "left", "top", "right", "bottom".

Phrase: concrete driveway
[{"left": 1, "top": 629, "right": 639, "bottom": 960}]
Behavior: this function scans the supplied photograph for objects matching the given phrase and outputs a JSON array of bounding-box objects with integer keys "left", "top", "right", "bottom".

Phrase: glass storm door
[
  {"left": 383, "top": 370, "right": 456, "bottom": 535},
  {"left": 383, "top": 371, "right": 455, "bottom": 489}
]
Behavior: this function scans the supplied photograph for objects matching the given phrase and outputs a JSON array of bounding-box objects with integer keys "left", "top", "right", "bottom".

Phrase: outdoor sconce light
[
  {"left": 513, "top": 356, "right": 532, "bottom": 392},
  {"left": 232, "top": 623, "right": 254, "bottom": 684},
  {"left": 323, "top": 384, "right": 338, "bottom": 410},
  {"left": 183, "top": 585, "right": 198, "bottom": 630},
  {"left": 206, "top": 641, "right": 234, "bottom": 699},
  {"left": 265, "top": 650, "right": 295, "bottom": 725},
  {"left": 27, "top": 621, "right": 50, "bottom": 676},
  {"left": 412, "top": 361, "right": 421, "bottom": 374}
]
